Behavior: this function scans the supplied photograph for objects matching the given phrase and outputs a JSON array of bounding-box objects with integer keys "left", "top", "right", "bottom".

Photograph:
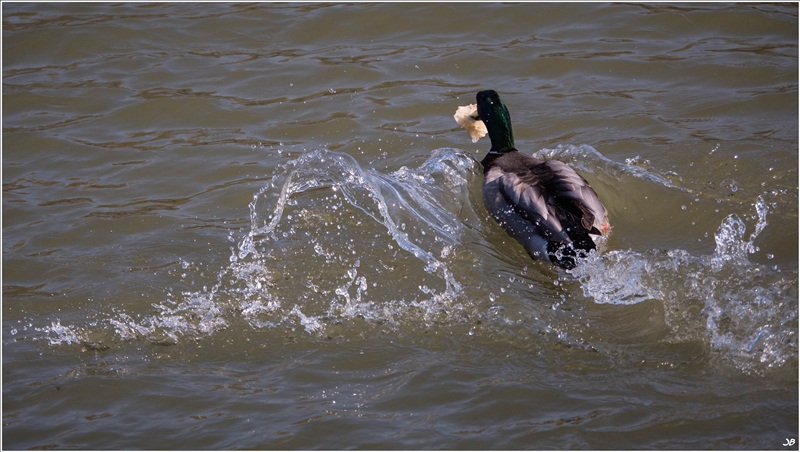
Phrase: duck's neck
[
  {"left": 486, "top": 117, "right": 515, "bottom": 154},
  {"left": 477, "top": 91, "right": 516, "bottom": 154}
]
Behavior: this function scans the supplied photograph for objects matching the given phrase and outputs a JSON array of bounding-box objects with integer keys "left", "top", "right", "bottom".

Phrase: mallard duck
[{"left": 475, "top": 90, "right": 610, "bottom": 269}]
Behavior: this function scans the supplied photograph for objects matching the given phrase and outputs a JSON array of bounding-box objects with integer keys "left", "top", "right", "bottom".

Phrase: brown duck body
[{"left": 477, "top": 90, "right": 610, "bottom": 269}]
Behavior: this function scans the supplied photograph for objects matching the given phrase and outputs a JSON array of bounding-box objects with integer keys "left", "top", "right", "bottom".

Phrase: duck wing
[
  {"left": 532, "top": 159, "right": 609, "bottom": 239},
  {"left": 488, "top": 167, "right": 570, "bottom": 244},
  {"left": 491, "top": 154, "right": 608, "bottom": 248}
]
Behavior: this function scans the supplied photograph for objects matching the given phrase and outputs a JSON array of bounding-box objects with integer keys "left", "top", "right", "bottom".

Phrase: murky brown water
[{"left": 3, "top": 3, "right": 797, "bottom": 449}]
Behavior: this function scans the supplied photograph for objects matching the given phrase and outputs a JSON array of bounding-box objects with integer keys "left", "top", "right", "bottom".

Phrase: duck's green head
[{"left": 476, "top": 90, "right": 515, "bottom": 153}]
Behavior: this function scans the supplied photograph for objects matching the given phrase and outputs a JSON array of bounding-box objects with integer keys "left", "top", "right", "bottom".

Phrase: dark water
[{"left": 3, "top": 3, "right": 798, "bottom": 449}]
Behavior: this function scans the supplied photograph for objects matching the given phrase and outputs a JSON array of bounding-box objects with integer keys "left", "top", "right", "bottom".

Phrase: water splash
[
  {"left": 139, "top": 148, "right": 477, "bottom": 340},
  {"left": 571, "top": 195, "right": 798, "bottom": 372},
  {"left": 38, "top": 320, "right": 81, "bottom": 346},
  {"left": 25, "top": 144, "right": 795, "bottom": 375},
  {"left": 538, "top": 144, "right": 692, "bottom": 193}
]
